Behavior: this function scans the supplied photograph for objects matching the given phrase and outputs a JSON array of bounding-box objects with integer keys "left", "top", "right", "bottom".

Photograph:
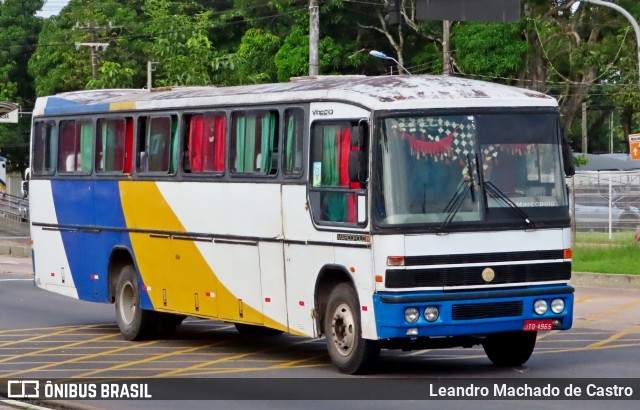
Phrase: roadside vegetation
[
  {"left": 0, "top": 1, "right": 639, "bottom": 176},
  {"left": 573, "top": 232, "right": 640, "bottom": 275}
]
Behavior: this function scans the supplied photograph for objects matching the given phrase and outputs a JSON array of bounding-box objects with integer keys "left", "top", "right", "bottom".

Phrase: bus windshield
[{"left": 374, "top": 112, "right": 568, "bottom": 231}]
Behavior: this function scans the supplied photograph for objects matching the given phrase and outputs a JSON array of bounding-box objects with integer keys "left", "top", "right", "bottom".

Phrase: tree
[
  {"left": 0, "top": 0, "right": 44, "bottom": 173},
  {"left": 29, "top": 0, "right": 148, "bottom": 95}
]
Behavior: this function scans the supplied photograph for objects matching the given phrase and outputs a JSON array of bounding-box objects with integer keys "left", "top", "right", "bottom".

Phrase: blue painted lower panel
[{"left": 373, "top": 285, "right": 574, "bottom": 339}]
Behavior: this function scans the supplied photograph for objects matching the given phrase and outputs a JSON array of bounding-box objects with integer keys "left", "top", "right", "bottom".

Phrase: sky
[{"left": 37, "top": 0, "right": 70, "bottom": 18}]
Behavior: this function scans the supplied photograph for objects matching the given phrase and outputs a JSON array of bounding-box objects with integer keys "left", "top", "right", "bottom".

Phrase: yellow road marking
[
  {"left": 0, "top": 325, "right": 101, "bottom": 348},
  {"left": 574, "top": 296, "right": 594, "bottom": 304},
  {"left": 0, "top": 324, "right": 114, "bottom": 335},
  {"left": 587, "top": 324, "right": 640, "bottom": 349},
  {"left": 74, "top": 340, "right": 229, "bottom": 378},
  {"left": 578, "top": 300, "right": 640, "bottom": 323},
  {"left": 155, "top": 338, "right": 317, "bottom": 377},
  {"left": 1, "top": 339, "right": 160, "bottom": 379}
]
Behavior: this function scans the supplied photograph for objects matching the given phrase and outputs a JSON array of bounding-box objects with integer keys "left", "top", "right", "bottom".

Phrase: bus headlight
[
  {"left": 551, "top": 298, "right": 565, "bottom": 314},
  {"left": 404, "top": 307, "right": 420, "bottom": 323},
  {"left": 534, "top": 299, "right": 548, "bottom": 315},
  {"left": 424, "top": 306, "right": 439, "bottom": 322}
]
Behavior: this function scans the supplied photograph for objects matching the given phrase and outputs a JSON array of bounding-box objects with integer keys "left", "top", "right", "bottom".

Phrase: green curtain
[
  {"left": 235, "top": 116, "right": 246, "bottom": 172},
  {"left": 169, "top": 117, "right": 179, "bottom": 173},
  {"left": 102, "top": 122, "right": 115, "bottom": 171},
  {"left": 47, "top": 124, "right": 56, "bottom": 171},
  {"left": 260, "top": 113, "right": 276, "bottom": 172},
  {"left": 80, "top": 122, "right": 93, "bottom": 173},
  {"left": 243, "top": 115, "right": 256, "bottom": 172},
  {"left": 285, "top": 114, "right": 295, "bottom": 173},
  {"left": 321, "top": 125, "right": 346, "bottom": 222},
  {"left": 321, "top": 126, "right": 338, "bottom": 186}
]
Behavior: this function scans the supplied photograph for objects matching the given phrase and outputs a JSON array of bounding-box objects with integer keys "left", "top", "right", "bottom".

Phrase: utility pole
[
  {"left": 443, "top": 20, "right": 451, "bottom": 75},
  {"left": 147, "top": 61, "right": 158, "bottom": 90},
  {"left": 309, "top": 0, "right": 319, "bottom": 76},
  {"left": 582, "top": 102, "right": 588, "bottom": 153},
  {"left": 74, "top": 22, "right": 121, "bottom": 80}
]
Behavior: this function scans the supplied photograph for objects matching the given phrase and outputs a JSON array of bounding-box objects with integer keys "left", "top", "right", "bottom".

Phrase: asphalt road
[{"left": 0, "top": 256, "right": 639, "bottom": 410}]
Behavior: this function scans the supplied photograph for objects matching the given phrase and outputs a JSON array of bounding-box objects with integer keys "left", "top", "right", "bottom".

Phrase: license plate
[{"left": 523, "top": 320, "right": 553, "bottom": 331}]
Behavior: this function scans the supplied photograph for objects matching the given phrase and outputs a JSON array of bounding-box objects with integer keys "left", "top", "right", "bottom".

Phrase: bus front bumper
[{"left": 373, "top": 285, "right": 574, "bottom": 340}]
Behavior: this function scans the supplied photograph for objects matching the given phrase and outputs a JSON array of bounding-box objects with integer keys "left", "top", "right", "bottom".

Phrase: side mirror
[{"left": 561, "top": 129, "right": 575, "bottom": 177}]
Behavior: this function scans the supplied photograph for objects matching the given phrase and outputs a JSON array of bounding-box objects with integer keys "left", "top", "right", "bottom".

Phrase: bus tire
[
  {"left": 115, "top": 265, "right": 155, "bottom": 341},
  {"left": 324, "top": 283, "right": 379, "bottom": 374},
  {"left": 234, "top": 323, "right": 284, "bottom": 336},
  {"left": 482, "top": 331, "right": 537, "bottom": 367}
]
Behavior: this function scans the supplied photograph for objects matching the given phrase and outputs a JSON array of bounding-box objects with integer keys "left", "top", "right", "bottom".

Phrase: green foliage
[
  {"left": 236, "top": 28, "right": 282, "bottom": 83},
  {"left": 451, "top": 22, "right": 528, "bottom": 78},
  {"left": 144, "top": 0, "right": 217, "bottom": 86},
  {"left": 86, "top": 61, "right": 136, "bottom": 89},
  {"left": 29, "top": 0, "right": 147, "bottom": 95},
  {"left": 0, "top": 0, "right": 43, "bottom": 173},
  {"left": 274, "top": 27, "right": 308, "bottom": 81}
]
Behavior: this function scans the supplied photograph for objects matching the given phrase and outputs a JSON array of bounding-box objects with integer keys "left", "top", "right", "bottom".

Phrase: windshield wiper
[
  {"left": 484, "top": 181, "right": 535, "bottom": 228},
  {"left": 438, "top": 154, "right": 476, "bottom": 233}
]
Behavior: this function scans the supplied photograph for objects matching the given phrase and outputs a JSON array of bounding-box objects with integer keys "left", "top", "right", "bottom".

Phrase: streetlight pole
[
  {"left": 369, "top": 50, "right": 412, "bottom": 75},
  {"left": 582, "top": 0, "right": 640, "bottom": 88}
]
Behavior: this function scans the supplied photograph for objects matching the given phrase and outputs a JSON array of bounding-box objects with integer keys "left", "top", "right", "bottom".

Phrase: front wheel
[
  {"left": 115, "top": 265, "right": 156, "bottom": 341},
  {"left": 482, "top": 331, "right": 537, "bottom": 367},
  {"left": 324, "top": 283, "right": 379, "bottom": 374}
]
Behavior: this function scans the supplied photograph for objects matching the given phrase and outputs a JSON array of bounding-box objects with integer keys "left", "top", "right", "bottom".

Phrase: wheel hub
[{"left": 331, "top": 303, "right": 355, "bottom": 356}]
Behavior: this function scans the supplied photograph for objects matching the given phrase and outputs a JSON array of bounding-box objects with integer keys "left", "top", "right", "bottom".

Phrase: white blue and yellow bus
[{"left": 29, "top": 75, "right": 574, "bottom": 374}]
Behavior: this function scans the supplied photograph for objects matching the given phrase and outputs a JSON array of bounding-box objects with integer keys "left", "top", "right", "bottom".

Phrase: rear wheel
[
  {"left": 324, "top": 283, "right": 379, "bottom": 374},
  {"left": 115, "top": 265, "right": 156, "bottom": 341},
  {"left": 482, "top": 331, "right": 537, "bottom": 366}
]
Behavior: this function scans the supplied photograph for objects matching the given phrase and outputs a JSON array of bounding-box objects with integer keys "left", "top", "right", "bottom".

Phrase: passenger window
[
  {"left": 32, "top": 121, "right": 56, "bottom": 175},
  {"left": 231, "top": 110, "right": 278, "bottom": 175},
  {"left": 184, "top": 113, "right": 226, "bottom": 173},
  {"left": 283, "top": 108, "right": 304, "bottom": 176},
  {"left": 96, "top": 118, "right": 133, "bottom": 173},
  {"left": 137, "top": 115, "right": 177, "bottom": 173},
  {"left": 309, "top": 121, "right": 367, "bottom": 225},
  {"left": 58, "top": 120, "right": 93, "bottom": 174}
]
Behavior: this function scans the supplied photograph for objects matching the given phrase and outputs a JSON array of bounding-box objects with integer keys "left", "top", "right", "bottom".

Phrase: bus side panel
[
  {"left": 47, "top": 180, "right": 151, "bottom": 307},
  {"left": 281, "top": 185, "right": 340, "bottom": 337},
  {"left": 334, "top": 247, "right": 377, "bottom": 340},
  {"left": 31, "top": 180, "right": 79, "bottom": 299}
]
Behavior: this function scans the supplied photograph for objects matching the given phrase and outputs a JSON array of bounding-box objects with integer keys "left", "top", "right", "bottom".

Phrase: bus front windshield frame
[{"left": 373, "top": 110, "right": 569, "bottom": 232}]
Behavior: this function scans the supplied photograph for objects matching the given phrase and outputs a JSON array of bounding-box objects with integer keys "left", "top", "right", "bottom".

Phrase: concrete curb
[
  {"left": 571, "top": 272, "right": 640, "bottom": 290},
  {"left": 0, "top": 399, "right": 52, "bottom": 410},
  {"left": 0, "top": 245, "right": 30, "bottom": 258}
]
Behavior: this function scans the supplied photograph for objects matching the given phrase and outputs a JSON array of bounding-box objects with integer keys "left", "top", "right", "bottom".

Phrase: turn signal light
[
  {"left": 563, "top": 249, "right": 572, "bottom": 259},
  {"left": 387, "top": 256, "right": 405, "bottom": 266}
]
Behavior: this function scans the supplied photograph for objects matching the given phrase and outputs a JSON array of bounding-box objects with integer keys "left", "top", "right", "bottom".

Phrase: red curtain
[
  {"left": 189, "top": 115, "right": 225, "bottom": 173},
  {"left": 124, "top": 118, "right": 134, "bottom": 173},
  {"left": 189, "top": 116, "right": 204, "bottom": 172}
]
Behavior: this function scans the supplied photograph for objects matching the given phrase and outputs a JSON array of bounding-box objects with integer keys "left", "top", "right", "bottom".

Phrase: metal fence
[
  {"left": 570, "top": 171, "right": 640, "bottom": 233},
  {"left": 0, "top": 192, "right": 29, "bottom": 237}
]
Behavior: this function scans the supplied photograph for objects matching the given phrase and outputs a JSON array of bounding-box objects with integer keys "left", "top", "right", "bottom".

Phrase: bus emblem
[{"left": 481, "top": 267, "right": 495, "bottom": 283}]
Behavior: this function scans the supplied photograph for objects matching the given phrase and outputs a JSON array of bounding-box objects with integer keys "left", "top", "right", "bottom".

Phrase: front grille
[
  {"left": 452, "top": 301, "right": 523, "bottom": 320},
  {"left": 385, "top": 262, "right": 571, "bottom": 288},
  {"left": 404, "top": 250, "right": 564, "bottom": 266}
]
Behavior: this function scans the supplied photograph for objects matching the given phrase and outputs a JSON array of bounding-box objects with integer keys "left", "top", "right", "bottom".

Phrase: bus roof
[{"left": 33, "top": 75, "right": 557, "bottom": 116}]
